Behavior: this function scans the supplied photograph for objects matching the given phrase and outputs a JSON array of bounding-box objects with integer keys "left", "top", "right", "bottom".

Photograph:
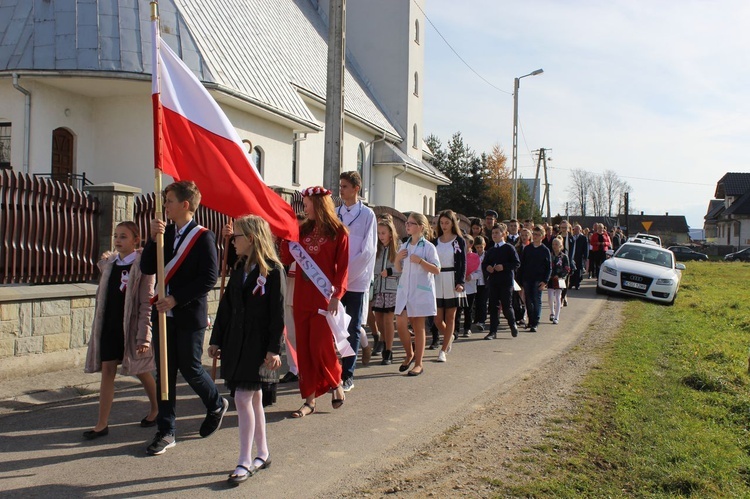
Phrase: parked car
[
  {"left": 724, "top": 247, "right": 750, "bottom": 262},
  {"left": 597, "top": 242, "right": 685, "bottom": 305},
  {"left": 628, "top": 233, "right": 662, "bottom": 247},
  {"left": 668, "top": 246, "right": 708, "bottom": 262}
]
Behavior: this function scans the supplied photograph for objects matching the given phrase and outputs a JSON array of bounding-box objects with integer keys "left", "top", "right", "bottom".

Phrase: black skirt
[{"left": 100, "top": 263, "right": 131, "bottom": 362}]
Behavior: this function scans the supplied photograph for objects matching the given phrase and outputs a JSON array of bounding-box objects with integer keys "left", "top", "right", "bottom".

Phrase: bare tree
[
  {"left": 589, "top": 175, "right": 606, "bottom": 216},
  {"left": 602, "top": 170, "right": 631, "bottom": 216},
  {"left": 568, "top": 169, "right": 592, "bottom": 216}
]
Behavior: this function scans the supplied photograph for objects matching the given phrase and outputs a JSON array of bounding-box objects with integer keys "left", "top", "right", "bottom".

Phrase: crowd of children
[{"left": 83, "top": 176, "right": 605, "bottom": 486}]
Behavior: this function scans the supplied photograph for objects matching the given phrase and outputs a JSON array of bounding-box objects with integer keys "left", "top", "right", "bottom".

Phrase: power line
[{"left": 412, "top": 0, "right": 511, "bottom": 95}]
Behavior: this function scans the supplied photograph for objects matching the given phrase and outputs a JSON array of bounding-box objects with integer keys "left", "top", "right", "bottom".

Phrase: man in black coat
[
  {"left": 569, "top": 223, "right": 589, "bottom": 290},
  {"left": 482, "top": 224, "right": 520, "bottom": 339},
  {"left": 141, "top": 180, "right": 227, "bottom": 456}
]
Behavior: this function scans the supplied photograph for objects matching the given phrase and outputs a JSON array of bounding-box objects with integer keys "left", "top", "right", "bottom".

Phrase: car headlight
[
  {"left": 655, "top": 278, "right": 674, "bottom": 285},
  {"left": 601, "top": 266, "right": 618, "bottom": 276}
]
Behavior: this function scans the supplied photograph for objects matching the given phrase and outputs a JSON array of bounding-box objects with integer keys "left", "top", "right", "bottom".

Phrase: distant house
[
  {"left": 705, "top": 172, "right": 750, "bottom": 249},
  {"left": 566, "top": 214, "right": 690, "bottom": 246},
  {"left": 0, "top": 0, "right": 448, "bottom": 212}
]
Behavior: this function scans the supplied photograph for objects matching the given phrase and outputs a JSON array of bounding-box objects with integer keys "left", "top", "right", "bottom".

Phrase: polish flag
[{"left": 151, "top": 20, "right": 298, "bottom": 241}]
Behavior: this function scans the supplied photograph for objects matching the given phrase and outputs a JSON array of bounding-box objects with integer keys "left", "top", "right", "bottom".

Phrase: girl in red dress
[{"left": 281, "top": 187, "right": 349, "bottom": 417}]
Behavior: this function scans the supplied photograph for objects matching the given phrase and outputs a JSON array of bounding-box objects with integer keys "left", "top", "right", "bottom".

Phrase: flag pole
[
  {"left": 211, "top": 229, "right": 231, "bottom": 381},
  {"left": 151, "top": 0, "right": 169, "bottom": 400}
]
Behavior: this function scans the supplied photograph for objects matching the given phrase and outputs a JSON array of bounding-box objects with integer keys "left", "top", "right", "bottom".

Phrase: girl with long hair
[
  {"left": 210, "top": 215, "right": 285, "bottom": 484},
  {"left": 280, "top": 187, "right": 349, "bottom": 417},
  {"left": 547, "top": 236, "right": 570, "bottom": 325},
  {"left": 84, "top": 221, "right": 158, "bottom": 439},
  {"left": 394, "top": 212, "right": 440, "bottom": 377},
  {"left": 372, "top": 215, "right": 401, "bottom": 365},
  {"left": 432, "top": 210, "right": 467, "bottom": 363}
]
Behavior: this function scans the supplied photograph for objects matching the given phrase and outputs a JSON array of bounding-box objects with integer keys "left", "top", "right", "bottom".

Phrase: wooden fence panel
[{"left": 0, "top": 170, "right": 100, "bottom": 284}]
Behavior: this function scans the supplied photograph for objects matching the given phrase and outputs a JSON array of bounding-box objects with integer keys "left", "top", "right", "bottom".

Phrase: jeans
[
  {"left": 340, "top": 291, "right": 364, "bottom": 380},
  {"left": 522, "top": 281, "right": 544, "bottom": 328},
  {"left": 152, "top": 318, "right": 221, "bottom": 435}
]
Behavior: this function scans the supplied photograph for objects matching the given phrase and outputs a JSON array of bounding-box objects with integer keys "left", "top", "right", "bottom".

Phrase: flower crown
[{"left": 301, "top": 186, "right": 332, "bottom": 197}]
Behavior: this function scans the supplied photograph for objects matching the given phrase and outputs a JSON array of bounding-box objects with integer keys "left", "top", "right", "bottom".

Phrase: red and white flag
[{"left": 151, "top": 19, "right": 298, "bottom": 241}]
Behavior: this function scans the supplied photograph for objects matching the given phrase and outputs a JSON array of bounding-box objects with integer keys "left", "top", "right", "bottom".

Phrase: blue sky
[{"left": 421, "top": 0, "right": 750, "bottom": 231}]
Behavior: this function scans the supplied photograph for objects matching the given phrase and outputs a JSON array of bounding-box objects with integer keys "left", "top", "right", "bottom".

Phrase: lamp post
[{"left": 511, "top": 68, "right": 543, "bottom": 220}]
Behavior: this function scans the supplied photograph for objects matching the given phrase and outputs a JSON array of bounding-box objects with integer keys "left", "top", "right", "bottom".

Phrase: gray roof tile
[{"left": 715, "top": 172, "right": 750, "bottom": 198}]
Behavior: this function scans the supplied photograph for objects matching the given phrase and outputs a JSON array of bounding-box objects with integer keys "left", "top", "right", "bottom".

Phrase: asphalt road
[{"left": 0, "top": 280, "right": 607, "bottom": 498}]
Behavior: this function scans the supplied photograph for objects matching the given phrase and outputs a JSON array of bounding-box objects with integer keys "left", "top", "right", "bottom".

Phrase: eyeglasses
[
  {"left": 405, "top": 221, "right": 418, "bottom": 226},
  {"left": 231, "top": 234, "right": 246, "bottom": 242}
]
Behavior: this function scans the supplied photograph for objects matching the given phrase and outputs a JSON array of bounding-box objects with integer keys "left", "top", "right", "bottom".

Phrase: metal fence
[{"left": 0, "top": 169, "right": 100, "bottom": 284}]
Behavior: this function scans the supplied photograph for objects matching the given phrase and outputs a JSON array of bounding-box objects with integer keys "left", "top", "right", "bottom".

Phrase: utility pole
[
  {"left": 541, "top": 149, "right": 551, "bottom": 224},
  {"left": 530, "top": 148, "right": 544, "bottom": 220},
  {"left": 323, "top": 0, "right": 345, "bottom": 195},
  {"left": 531, "top": 148, "right": 552, "bottom": 223},
  {"left": 623, "top": 191, "right": 630, "bottom": 237}
]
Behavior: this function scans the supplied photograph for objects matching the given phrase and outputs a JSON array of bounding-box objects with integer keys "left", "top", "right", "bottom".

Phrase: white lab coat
[{"left": 394, "top": 237, "right": 440, "bottom": 317}]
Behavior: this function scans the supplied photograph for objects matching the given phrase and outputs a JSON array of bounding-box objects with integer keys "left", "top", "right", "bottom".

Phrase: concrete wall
[{"left": 0, "top": 283, "right": 223, "bottom": 382}]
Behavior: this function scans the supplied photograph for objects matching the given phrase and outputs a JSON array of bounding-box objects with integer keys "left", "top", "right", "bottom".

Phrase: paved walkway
[{"left": 0, "top": 281, "right": 606, "bottom": 497}]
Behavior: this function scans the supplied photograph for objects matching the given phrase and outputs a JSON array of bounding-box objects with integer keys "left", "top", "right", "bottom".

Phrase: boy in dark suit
[
  {"left": 141, "top": 180, "right": 227, "bottom": 456},
  {"left": 483, "top": 224, "right": 520, "bottom": 339}
]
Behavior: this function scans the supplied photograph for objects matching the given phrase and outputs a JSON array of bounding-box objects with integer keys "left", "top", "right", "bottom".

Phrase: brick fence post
[{"left": 84, "top": 183, "right": 142, "bottom": 258}]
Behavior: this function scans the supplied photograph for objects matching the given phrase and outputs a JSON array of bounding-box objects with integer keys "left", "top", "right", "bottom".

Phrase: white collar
[{"left": 115, "top": 251, "right": 137, "bottom": 265}]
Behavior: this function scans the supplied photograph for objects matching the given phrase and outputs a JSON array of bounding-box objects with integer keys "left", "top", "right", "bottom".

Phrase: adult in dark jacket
[
  {"left": 519, "top": 225, "right": 552, "bottom": 332},
  {"left": 483, "top": 225, "right": 520, "bottom": 339},
  {"left": 569, "top": 224, "right": 589, "bottom": 289},
  {"left": 140, "top": 180, "right": 226, "bottom": 456}
]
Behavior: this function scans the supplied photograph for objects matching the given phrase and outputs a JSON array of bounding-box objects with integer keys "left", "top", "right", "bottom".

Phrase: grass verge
[{"left": 498, "top": 262, "right": 750, "bottom": 497}]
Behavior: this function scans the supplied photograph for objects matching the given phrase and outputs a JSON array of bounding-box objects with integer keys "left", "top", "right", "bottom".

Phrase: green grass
[{"left": 497, "top": 261, "right": 750, "bottom": 498}]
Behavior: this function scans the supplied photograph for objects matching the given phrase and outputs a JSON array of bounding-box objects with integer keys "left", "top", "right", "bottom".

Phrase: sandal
[
  {"left": 253, "top": 456, "right": 272, "bottom": 471},
  {"left": 290, "top": 402, "right": 316, "bottom": 418},
  {"left": 228, "top": 464, "right": 254, "bottom": 484},
  {"left": 331, "top": 385, "right": 345, "bottom": 409}
]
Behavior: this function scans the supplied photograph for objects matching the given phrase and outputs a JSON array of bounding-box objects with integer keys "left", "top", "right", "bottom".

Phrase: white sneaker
[
  {"left": 437, "top": 350, "right": 447, "bottom": 362},
  {"left": 552, "top": 318, "right": 559, "bottom": 325}
]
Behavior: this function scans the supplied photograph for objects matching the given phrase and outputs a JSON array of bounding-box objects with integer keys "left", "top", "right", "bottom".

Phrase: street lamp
[{"left": 511, "top": 68, "right": 543, "bottom": 220}]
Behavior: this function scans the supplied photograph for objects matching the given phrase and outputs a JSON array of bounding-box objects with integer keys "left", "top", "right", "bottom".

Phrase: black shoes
[
  {"left": 140, "top": 417, "right": 157, "bottom": 428},
  {"left": 510, "top": 326, "right": 519, "bottom": 338},
  {"left": 199, "top": 397, "right": 229, "bottom": 438},
  {"left": 399, "top": 356, "right": 414, "bottom": 372},
  {"left": 280, "top": 371, "right": 299, "bottom": 383},
  {"left": 381, "top": 349, "right": 393, "bottom": 365},
  {"left": 83, "top": 427, "right": 109, "bottom": 440},
  {"left": 146, "top": 432, "right": 176, "bottom": 455},
  {"left": 483, "top": 332, "right": 496, "bottom": 340},
  {"left": 529, "top": 326, "right": 537, "bottom": 332}
]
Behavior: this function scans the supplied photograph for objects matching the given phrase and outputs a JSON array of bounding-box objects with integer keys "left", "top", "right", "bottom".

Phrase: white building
[{"left": 0, "top": 0, "right": 448, "bottom": 213}]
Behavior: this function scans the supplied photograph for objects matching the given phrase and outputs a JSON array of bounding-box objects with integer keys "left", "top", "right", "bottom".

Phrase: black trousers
[
  {"left": 454, "top": 293, "right": 476, "bottom": 332},
  {"left": 488, "top": 285, "right": 516, "bottom": 334},
  {"left": 473, "top": 284, "right": 488, "bottom": 325}
]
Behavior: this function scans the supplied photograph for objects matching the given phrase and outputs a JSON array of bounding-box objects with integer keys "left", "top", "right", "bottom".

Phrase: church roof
[{"left": 0, "top": 0, "right": 400, "bottom": 137}]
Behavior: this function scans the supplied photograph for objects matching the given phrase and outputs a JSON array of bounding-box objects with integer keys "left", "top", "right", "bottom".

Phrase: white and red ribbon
[
  {"left": 287, "top": 241, "right": 354, "bottom": 357},
  {"left": 253, "top": 275, "right": 267, "bottom": 296}
]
